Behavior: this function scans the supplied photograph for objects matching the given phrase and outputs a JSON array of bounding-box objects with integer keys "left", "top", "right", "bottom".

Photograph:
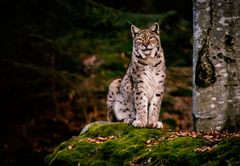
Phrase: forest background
[{"left": 0, "top": 0, "right": 192, "bottom": 165}]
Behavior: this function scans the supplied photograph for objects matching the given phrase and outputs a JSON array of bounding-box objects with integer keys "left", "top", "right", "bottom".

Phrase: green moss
[
  {"left": 82, "top": 122, "right": 134, "bottom": 137},
  {"left": 90, "top": 160, "right": 108, "bottom": 166},
  {"left": 202, "top": 138, "right": 240, "bottom": 166},
  {"left": 45, "top": 123, "right": 240, "bottom": 166},
  {"left": 45, "top": 139, "right": 99, "bottom": 166},
  {"left": 155, "top": 137, "right": 206, "bottom": 165}
]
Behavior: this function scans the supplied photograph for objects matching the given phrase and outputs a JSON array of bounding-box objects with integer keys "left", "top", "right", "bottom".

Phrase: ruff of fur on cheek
[
  {"left": 137, "top": 49, "right": 147, "bottom": 59},
  {"left": 150, "top": 47, "right": 157, "bottom": 58}
]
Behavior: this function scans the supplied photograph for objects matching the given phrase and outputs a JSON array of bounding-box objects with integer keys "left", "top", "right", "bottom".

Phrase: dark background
[{"left": 0, "top": 0, "right": 192, "bottom": 165}]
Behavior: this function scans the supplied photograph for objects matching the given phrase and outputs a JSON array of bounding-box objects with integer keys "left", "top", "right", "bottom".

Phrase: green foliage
[
  {"left": 170, "top": 87, "right": 192, "bottom": 96},
  {"left": 53, "top": 0, "right": 192, "bottom": 67}
]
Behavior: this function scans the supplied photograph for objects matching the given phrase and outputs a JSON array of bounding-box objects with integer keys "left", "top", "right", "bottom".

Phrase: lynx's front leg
[
  {"left": 148, "top": 92, "right": 163, "bottom": 128},
  {"left": 132, "top": 90, "right": 148, "bottom": 128},
  {"left": 148, "top": 79, "right": 164, "bottom": 128}
]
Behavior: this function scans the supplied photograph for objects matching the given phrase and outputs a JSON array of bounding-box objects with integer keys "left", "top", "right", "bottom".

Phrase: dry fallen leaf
[
  {"left": 67, "top": 144, "right": 74, "bottom": 150},
  {"left": 194, "top": 146, "right": 214, "bottom": 153},
  {"left": 145, "top": 138, "right": 159, "bottom": 147},
  {"left": 86, "top": 136, "right": 117, "bottom": 144}
]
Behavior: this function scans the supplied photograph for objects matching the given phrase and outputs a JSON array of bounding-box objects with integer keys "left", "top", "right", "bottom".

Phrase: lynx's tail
[{"left": 106, "top": 79, "right": 121, "bottom": 121}]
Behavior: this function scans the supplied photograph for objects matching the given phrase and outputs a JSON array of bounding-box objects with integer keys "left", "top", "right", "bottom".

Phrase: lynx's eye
[
  {"left": 149, "top": 36, "right": 155, "bottom": 40},
  {"left": 149, "top": 36, "right": 157, "bottom": 44},
  {"left": 135, "top": 38, "right": 142, "bottom": 45},
  {"left": 135, "top": 38, "right": 142, "bottom": 44}
]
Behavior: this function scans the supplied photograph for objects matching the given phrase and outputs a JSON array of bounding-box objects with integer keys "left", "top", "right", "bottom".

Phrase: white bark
[{"left": 193, "top": 0, "right": 240, "bottom": 131}]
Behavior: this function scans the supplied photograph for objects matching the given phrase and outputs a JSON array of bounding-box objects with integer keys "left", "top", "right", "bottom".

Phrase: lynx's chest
[{"left": 131, "top": 63, "right": 165, "bottom": 99}]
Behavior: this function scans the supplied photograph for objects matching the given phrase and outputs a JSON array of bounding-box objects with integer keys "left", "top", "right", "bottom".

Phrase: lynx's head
[{"left": 131, "top": 23, "right": 161, "bottom": 59}]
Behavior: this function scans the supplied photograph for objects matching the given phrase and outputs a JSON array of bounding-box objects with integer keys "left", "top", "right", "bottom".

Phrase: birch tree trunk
[{"left": 193, "top": 0, "right": 240, "bottom": 131}]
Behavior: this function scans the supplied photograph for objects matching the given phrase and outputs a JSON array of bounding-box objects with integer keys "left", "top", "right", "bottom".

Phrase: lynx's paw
[
  {"left": 123, "top": 118, "right": 134, "bottom": 124},
  {"left": 156, "top": 121, "right": 163, "bottom": 129},
  {"left": 148, "top": 121, "right": 163, "bottom": 129},
  {"left": 132, "top": 120, "right": 147, "bottom": 128}
]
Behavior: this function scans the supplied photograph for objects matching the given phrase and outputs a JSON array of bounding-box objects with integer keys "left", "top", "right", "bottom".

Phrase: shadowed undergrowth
[{"left": 1, "top": 1, "right": 193, "bottom": 165}]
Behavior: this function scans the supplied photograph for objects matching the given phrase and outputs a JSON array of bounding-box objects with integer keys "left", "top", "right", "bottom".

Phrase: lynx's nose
[{"left": 142, "top": 40, "right": 149, "bottom": 47}]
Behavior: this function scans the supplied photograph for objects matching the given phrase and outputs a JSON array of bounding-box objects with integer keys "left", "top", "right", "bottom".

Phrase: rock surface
[{"left": 45, "top": 122, "right": 240, "bottom": 166}]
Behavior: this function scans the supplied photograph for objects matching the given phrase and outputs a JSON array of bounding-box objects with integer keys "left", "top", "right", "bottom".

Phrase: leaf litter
[
  {"left": 86, "top": 135, "right": 118, "bottom": 144},
  {"left": 145, "top": 130, "right": 240, "bottom": 152}
]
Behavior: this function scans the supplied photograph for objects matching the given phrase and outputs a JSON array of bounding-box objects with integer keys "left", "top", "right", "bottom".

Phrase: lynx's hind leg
[
  {"left": 113, "top": 94, "right": 135, "bottom": 123},
  {"left": 106, "top": 79, "right": 121, "bottom": 121}
]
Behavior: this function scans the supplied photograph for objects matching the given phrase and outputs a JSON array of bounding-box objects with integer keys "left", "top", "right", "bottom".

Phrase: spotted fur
[{"left": 106, "top": 23, "right": 165, "bottom": 128}]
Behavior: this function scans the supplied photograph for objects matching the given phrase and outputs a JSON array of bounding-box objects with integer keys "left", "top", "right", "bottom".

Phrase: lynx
[{"left": 106, "top": 23, "right": 165, "bottom": 128}]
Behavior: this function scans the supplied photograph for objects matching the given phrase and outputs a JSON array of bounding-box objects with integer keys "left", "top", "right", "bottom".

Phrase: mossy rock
[{"left": 45, "top": 122, "right": 240, "bottom": 166}]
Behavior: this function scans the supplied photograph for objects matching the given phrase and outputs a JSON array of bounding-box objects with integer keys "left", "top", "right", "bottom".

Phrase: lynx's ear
[
  {"left": 150, "top": 22, "right": 159, "bottom": 35},
  {"left": 131, "top": 25, "right": 140, "bottom": 38}
]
